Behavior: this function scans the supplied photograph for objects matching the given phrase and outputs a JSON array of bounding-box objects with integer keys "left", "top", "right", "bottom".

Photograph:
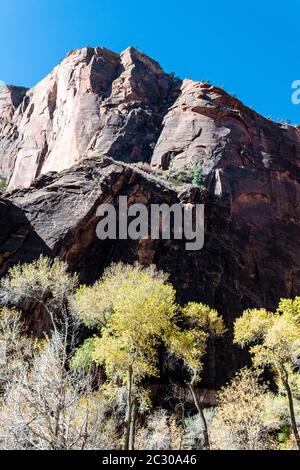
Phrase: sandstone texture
[
  {"left": 1, "top": 46, "right": 300, "bottom": 193},
  {"left": 0, "top": 47, "right": 178, "bottom": 189}
]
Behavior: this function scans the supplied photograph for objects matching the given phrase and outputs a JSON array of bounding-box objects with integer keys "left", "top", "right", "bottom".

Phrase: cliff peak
[{"left": 0, "top": 46, "right": 299, "bottom": 192}]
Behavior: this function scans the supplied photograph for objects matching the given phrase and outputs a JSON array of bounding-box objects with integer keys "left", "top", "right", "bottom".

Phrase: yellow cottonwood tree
[
  {"left": 0, "top": 256, "right": 78, "bottom": 334},
  {"left": 72, "top": 262, "right": 177, "bottom": 450},
  {"left": 73, "top": 264, "right": 227, "bottom": 451},
  {"left": 167, "top": 302, "right": 226, "bottom": 450},
  {"left": 234, "top": 300, "right": 300, "bottom": 450}
]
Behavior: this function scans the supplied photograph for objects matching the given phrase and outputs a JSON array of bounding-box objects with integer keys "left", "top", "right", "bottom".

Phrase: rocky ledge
[{"left": 1, "top": 152, "right": 300, "bottom": 385}]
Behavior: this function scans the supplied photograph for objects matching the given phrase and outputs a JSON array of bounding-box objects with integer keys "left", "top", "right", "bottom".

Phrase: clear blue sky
[{"left": 1, "top": 0, "right": 299, "bottom": 123}]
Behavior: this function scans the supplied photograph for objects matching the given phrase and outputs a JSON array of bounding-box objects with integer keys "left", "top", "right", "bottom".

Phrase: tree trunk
[
  {"left": 129, "top": 398, "right": 137, "bottom": 451},
  {"left": 124, "top": 365, "right": 133, "bottom": 450},
  {"left": 281, "top": 370, "right": 300, "bottom": 450},
  {"left": 189, "top": 383, "right": 210, "bottom": 450}
]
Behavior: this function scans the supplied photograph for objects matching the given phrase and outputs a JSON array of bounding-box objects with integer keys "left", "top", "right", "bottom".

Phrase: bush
[
  {"left": 210, "top": 368, "right": 277, "bottom": 450},
  {"left": 0, "top": 177, "right": 7, "bottom": 193},
  {"left": 192, "top": 163, "right": 204, "bottom": 188}
]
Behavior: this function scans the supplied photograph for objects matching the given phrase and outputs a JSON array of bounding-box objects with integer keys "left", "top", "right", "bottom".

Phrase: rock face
[
  {"left": 2, "top": 151, "right": 300, "bottom": 385},
  {"left": 0, "top": 198, "right": 51, "bottom": 276},
  {"left": 5, "top": 158, "right": 183, "bottom": 282},
  {"left": 1, "top": 47, "right": 300, "bottom": 386},
  {"left": 1, "top": 46, "right": 300, "bottom": 193},
  {"left": 0, "top": 85, "right": 28, "bottom": 178},
  {"left": 0, "top": 47, "right": 178, "bottom": 189}
]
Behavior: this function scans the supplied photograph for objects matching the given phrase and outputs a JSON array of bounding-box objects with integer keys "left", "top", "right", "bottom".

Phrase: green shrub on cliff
[
  {"left": 0, "top": 177, "right": 7, "bottom": 193},
  {"left": 192, "top": 163, "right": 204, "bottom": 188}
]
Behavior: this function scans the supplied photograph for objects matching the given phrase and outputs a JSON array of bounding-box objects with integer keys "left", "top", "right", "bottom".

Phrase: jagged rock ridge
[
  {"left": 0, "top": 47, "right": 179, "bottom": 188},
  {"left": 2, "top": 46, "right": 300, "bottom": 192}
]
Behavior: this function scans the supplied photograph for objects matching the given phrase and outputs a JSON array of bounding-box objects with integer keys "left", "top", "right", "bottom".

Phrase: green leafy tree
[
  {"left": 167, "top": 302, "right": 226, "bottom": 449},
  {"left": 234, "top": 301, "right": 300, "bottom": 450},
  {"left": 72, "top": 262, "right": 177, "bottom": 450},
  {"left": 0, "top": 178, "right": 7, "bottom": 193},
  {"left": 192, "top": 163, "right": 204, "bottom": 188}
]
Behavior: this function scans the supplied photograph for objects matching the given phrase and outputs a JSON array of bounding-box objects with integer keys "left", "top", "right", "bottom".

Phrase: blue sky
[{"left": 0, "top": 0, "right": 299, "bottom": 123}]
